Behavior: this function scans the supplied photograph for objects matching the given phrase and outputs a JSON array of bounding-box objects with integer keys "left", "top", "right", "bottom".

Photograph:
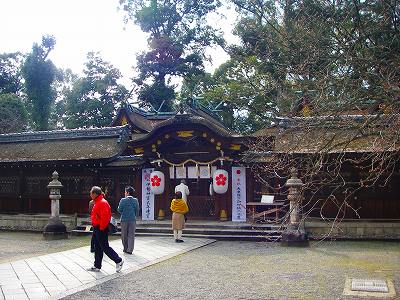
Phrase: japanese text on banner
[
  {"left": 232, "top": 167, "right": 246, "bottom": 221},
  {"left": 141, "top": 168, "right": 155, "bottom": 220}
]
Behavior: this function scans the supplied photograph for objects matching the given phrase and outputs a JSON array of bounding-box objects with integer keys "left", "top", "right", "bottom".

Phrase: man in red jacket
[{"left": 89, "top": 186, "right": 123, "bottom": 272}]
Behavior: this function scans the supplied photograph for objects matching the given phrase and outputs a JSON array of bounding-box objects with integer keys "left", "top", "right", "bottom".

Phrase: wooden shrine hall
[
  {"left": 0, "top": 100, "right": 398, "bottom": 223},
  {"left": 0, "top": 102, "right": 253, "bottom": 221}
]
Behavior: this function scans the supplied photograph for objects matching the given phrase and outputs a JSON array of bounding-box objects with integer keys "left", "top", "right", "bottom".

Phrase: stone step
[
  {"left": 78, "top": 220, "right": 283, "bottom": 231},
  {"left": 75, "top": 218, "right": 284, "bottom": 241},
  {"left": 74, "top": 226, "right": 282, "bottom": 236},
  {"left": 137, "top": 227, "right": 282, "bottom": 236},
  {"left": 138, "top": 222, "right": 283, "bottom": 230},
  {"left": 71, "top": 230, "right": 281, "bottom": 241}
]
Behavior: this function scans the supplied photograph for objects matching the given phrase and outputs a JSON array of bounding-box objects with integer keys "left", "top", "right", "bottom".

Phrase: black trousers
[
  {"left": 93, "top": 226, "right": 122, "bottom": 269},
  {"left": 90, "top": 233, "right": 95, "bottom": 253}
]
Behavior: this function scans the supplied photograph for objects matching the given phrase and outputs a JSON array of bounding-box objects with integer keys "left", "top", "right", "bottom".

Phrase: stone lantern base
[
  {"left": 43, "top": 217, "right": 68, "bottom": 240},
  {"left": 281, "top": 227, "right": 309, "bottom": 247}
]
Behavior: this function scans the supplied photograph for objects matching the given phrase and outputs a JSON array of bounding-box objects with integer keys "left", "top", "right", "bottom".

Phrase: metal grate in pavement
[{"left": 351, "top": 279, "right": 389, "bottom": 293}]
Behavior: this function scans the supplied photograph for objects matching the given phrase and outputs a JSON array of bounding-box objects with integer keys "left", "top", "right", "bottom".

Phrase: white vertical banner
[
  {"left": 232, "top": 167, "right": 247, "bottom": 222},
  {"left": 142, "top": 168, "right": 155, "bottom": 220}
]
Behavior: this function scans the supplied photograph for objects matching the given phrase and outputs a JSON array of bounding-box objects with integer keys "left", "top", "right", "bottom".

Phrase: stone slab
[{"left": 0, "top": 237, "right": 215, "bottom": 300}]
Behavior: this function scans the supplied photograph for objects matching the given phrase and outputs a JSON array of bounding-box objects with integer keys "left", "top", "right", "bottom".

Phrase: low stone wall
[
  {"left": 0, "top": 214, "right": 77, "bottom": 232},
  {"left": 305, "top": 219, "right": 400, "bottom": 240}
]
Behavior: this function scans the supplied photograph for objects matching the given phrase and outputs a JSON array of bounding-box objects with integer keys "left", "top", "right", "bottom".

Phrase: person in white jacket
[{"left": 175, "top": 179, "right": 190, "bottom": 203}]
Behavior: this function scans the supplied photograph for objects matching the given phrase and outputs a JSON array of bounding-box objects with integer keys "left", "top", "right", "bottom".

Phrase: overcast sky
[{"left": 0, "top": 0, "right": 238, "bottom": 87}]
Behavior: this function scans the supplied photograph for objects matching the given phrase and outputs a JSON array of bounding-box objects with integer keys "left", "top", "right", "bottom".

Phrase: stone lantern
[
  {"left": 43, "top": 171, "right": 68, "bottom": 239},
  {"left": 281, "top": 168, "right": 309, "bottom": 247}
]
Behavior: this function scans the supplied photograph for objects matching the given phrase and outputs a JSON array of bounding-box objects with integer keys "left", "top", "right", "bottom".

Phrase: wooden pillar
[
  {"left": 226, "top": 165, "right": 232, "bottom": 219},
  {"left": 163, "top": 165, "right": 171, "bottom": 219},
  {"left": 19, "top": 169, "right": 26, "bottom": 213},
  {"left": 115, "top": 174, "right": 121, "bottom": 212},
  {"left": 246, "top": 168, "right": 253, "bottom": 203},
  {"left": 214, "top": 192, "right": 222, "bottom": 220},
  {"left": 93, "top": 169, "right": 100, "bottom": 186},
  {"left": 134, "top": 168, "right": 142, "bottom": 218}
]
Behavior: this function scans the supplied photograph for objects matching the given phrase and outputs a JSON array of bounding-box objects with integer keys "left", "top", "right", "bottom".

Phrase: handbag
[{"left": 108, "top": 216, "right": 118, "bottom": 233}]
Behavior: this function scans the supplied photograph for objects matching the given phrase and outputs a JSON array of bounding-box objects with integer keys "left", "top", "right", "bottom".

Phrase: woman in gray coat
[{"left": 118, "top": 186, "right": 140, "bottom": 254}]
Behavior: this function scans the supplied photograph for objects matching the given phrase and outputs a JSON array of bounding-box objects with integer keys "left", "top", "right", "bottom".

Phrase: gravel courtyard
[{"left": 63, "top": 240, "right": 400, "bottom": 300}]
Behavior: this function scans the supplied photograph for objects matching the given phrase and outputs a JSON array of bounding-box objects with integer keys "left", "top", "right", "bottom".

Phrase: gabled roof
[
  {"left": 0, "top": 126, "right": 130, "bottom": 163},
  {"left": 112, "top": 106, "right": 159, "bottom": 132},
  {"left": 129, "top": 112, "right": 244, "bottom": 147},
  {"left": 111, "top": 101, "right": 232, "bottom": 134}
]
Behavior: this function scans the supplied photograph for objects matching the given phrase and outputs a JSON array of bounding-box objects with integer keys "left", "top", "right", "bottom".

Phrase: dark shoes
[
  {"left": 175, "top": 239, "right": 184, "bottom": 243},
  {"left": 123, "top": 250, "right": 133, "bottom": 254}
]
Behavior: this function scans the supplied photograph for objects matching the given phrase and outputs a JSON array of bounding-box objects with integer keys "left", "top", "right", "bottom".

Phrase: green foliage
[
  {"left": 138, "top": 80, "right": 175, "bottom": 111},
  {"left": 63, "top": 52, "right": 128, "bottom": 128},
  {"left": 22, "top": 35, "right": 57, "bottom": 131},
  {"left": 192, "top": 0, "right": 400, "bottom": 133},
  {"left": 180, "top": 72, "right": 236, "bottom": 129},
  {"left": 0, "top": 52, "right": 24, "bottom": 94},
  {"left": 240, "top": 0, "right": 399, "bottom": 111},
  {"left": 48, "top": 68, "right": 78, "bottom": 129},
  {"left": 180, "top": 72, "right": 214, "bottom": 100},
  {"left": 120, "top": 0, "right": 224, "bottom": 111},
  {"left": 0, "top": 93, "right": 28, "bottom": 133},
  {"left": 181, "top": 57, "right": 280, "bottom": 133},
  {"left": 209, "top": 57, "right": 281, "bottom": 133}
]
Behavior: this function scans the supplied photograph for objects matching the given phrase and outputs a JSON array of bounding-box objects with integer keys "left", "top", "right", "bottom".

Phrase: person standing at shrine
[
  {"left": 170, "top": 191, "right": 189, "bottom": 243},
  {"left": 118, "top": 186, "right": 140, "bottom": 254},
  {"left": 89, "top": 186, "right": 124, "bottom": 272},
  {"left": 175, "top": 179, "right": 190, "bottom": 202}
]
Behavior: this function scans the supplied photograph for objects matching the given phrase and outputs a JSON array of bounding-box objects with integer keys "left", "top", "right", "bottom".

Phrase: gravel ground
[
  {"left": 64, "top": 240, "right": 400, "bottom": 300},
  {"left": 0, "top": 231, "right": 118, "bottom": 264}
]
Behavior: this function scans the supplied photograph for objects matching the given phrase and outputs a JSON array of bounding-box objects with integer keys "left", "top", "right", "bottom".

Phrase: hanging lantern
[
  {"left": 150, "top": 170, "right": 165, "bottom": 194},
  {"left": 213, "top": 169, "right": 228, "bottom": 194}
]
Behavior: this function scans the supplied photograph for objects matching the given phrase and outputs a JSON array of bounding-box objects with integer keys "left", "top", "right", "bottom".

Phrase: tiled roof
[
  {"left": 112, "top": 101, "right": 233, "bottom": 134},
  {"left": 130, "top": 113, "right": 239, "bottom": 146},
  {"left": 0, "top": 126, "right": 130, "bottom": 162},
  {"left": 252, "top": 114, "right": 400, "bottom": 153}
]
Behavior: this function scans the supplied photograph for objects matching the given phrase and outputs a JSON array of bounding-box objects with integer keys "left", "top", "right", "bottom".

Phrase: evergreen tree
[
  {"left": 120, "top": 0, "right": 224, "bottom": 111},
  {"left": 229, "top": 0, "right": 399, "bottom": 116},
  {"left": 64, "top": 52, "right": 128, "bottom": 128},
  {"left": 0, "top": 52, "right": 24, "bottom": 95},
  {"left": 196, "top": 0, "right": 399, "bottom": 133},
  {"left": 22, "top": 35, "right": 57, "bottom": 131},
  {"left": 0, "top": 93, "right": 28, "bottom": 133}
]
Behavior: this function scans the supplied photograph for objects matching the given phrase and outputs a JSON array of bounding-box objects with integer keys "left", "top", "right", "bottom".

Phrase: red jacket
[{"left": 90, "top": 194, "right": 111, "bottom": 231}]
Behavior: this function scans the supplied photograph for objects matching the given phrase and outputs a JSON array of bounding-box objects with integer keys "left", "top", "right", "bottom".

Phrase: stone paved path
[{"left": 0, "top": 237, "right": 215, "bottom": 300}]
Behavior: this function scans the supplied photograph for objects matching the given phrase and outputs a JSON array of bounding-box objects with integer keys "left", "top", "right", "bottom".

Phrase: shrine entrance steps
[{"left": 72, "top": 218, "right": 285, "bottom": 242}]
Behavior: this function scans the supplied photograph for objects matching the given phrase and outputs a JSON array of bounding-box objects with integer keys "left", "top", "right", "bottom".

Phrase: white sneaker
[
  {"left": 116, "top": 259, "right": 124, "bottom": 272},
  {"left": 88, "top": 266, "right": 100, "bottom": 272}
]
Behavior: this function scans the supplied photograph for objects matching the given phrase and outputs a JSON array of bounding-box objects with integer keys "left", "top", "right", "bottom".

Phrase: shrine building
[
  {"left": 0, "top": 101, "right": 398, "bottom": 225},
  {"left": 0, "top": 102, "right": 252, "bottom": 221}
]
